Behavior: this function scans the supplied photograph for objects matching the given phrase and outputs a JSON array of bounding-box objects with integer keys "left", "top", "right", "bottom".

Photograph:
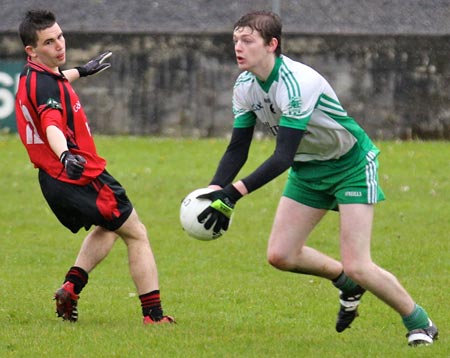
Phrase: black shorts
[{"left": 38, "top": 169, "right": 133, "bottom": 233}]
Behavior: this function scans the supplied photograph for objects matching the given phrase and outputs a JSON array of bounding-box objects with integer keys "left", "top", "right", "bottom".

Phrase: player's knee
[
  {"left": 342, "top": 262, "right": 369, "bottom": 285},
  {"left": 136, "top": 221, "right": 148, "bottom": 237},
  {"left": 119, "top": 219, "right": 148, "bottom": 244},
  {"left": 267, "top": 249, "right": 291, "bottom": 271}
]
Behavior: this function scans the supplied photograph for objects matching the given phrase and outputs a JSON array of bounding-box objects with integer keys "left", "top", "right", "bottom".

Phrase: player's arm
[
  {"left": 45, "top": 124, "right": 87, "bottom": 180},
  {"left": 61, "top": 51, "right": 112, "bottom": 83},
  {"left": 239, "top": 125, "right": 304, "bottom": 194},
  {"left": 42, "top": 100, "right": 86, "bottom": 180},
  {"left": 46, "top": 125, "right": 68, "bottom": 158},
  {"left": 209, "top": 126, "right": 255, "bottom": 188},
  {"left": 198, "top": 125, "right": 304, "bottom": 234},
  {"left": 208, "top": 82, "right": 256, "bottom": 189},
  {"left": 61, "top": 68, "right": 80, "bottom": 83}
]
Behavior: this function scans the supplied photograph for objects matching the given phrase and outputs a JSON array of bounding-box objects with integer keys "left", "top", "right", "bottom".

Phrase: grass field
[{"left": 0, "top": 135, "right": 448, "bottom": 357}]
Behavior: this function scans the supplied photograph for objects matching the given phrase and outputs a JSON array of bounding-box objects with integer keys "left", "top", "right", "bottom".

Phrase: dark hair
[
  {"left": 19, "top": 10, "right": 56, "bottom": 47},
  {"left": 234, "top": 11, "right": 282, "bottom": 56}
]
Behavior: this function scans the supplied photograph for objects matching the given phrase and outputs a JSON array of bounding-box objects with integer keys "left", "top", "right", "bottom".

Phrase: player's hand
[
  {"left": 197, "top": 185, "right": 242, "bottom": 234},
  {"left": 76, "top": 51, "right": 112, "bottom": 77},
  {"left": 60, "top": 151, "right": 87, "bottom": 180}
]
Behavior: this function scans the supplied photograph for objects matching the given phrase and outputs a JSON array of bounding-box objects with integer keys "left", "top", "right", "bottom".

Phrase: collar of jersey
[
  {"left": 27, "top": 57, "right": 65, "bottom": 79},
  {"left": 256, "top": 56, "right": 282, "bottom": 93}
]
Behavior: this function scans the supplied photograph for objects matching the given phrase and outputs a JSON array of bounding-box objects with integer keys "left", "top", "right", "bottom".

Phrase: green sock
[
  {"left": 332, "top": 271, "right": 358, "bottom": 293},
  {"left": 402, "top": 304, "right": 430, "bottom": 331}
]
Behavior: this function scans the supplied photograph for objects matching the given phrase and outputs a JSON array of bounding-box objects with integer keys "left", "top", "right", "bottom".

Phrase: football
[{"left": 180, "top": 188, "right": 227, "bottom": 241}]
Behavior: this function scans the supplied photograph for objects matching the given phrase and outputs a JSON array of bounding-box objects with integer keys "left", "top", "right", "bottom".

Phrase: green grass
[{"left": 0, "top": 135, "right": 448, "bottom": 357}]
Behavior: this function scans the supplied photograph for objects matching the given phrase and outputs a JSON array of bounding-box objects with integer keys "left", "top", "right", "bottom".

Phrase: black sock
[
  {"left": 65, "top": 266, "right": 89, "bottom": 294},
  {"left": 139, "top": 290, "right": 163, "bottom": 320}
]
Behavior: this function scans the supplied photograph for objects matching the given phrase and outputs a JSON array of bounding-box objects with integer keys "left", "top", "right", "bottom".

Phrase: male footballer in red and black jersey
[
  {"left": 15, "top": 9, "right": 174, "bottom": 325},
  {"left": 16, "top": 57, "right": 106, "bottom": 185}
]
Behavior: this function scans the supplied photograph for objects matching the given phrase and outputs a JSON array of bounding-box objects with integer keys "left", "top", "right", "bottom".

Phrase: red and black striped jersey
[{"left": 15, "top": 58, "right": 106, "bottom": 185}]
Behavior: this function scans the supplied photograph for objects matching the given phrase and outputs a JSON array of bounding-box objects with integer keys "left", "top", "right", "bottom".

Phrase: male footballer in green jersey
[{"left": 197, "top": 11, "right": 438, "bottom": 346}]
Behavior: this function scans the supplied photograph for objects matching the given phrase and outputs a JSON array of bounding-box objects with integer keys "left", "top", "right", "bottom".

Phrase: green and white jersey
[{"left": 232, "top": 55, "right": 376, "bottom": 162}]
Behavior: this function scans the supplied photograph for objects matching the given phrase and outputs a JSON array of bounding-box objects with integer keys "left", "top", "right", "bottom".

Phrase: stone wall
[{"left": 1, "top": 32, "right": 449, "bottom": 139}]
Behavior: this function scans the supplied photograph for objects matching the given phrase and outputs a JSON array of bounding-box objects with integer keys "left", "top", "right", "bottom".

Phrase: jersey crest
[
  {"left": 288, "top": 96, "right": 302, "bottom": 116},
  {"left": 46, "top": 98, "right": 62, "bottom": 110}
]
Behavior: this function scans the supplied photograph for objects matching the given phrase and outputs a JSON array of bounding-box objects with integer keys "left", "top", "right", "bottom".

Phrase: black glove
[
  {"left": 197, "top": 184, "right": 243, "bottom": 234},
  {"left": 60, "top": 151, "right": 87, "bottom": 180},
  {"left": 76, "top": 51, "right": 112, "bottom": 77}
]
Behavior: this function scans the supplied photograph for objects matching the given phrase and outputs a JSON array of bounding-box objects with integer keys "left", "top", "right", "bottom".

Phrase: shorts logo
[{"left": 345, "top": 191, "right": 362, "bottom": 197}]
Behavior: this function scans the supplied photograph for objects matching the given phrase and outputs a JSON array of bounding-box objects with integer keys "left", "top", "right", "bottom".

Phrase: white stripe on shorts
[{"left": 365, "top": 151, "right": 378, "bottom": 203}]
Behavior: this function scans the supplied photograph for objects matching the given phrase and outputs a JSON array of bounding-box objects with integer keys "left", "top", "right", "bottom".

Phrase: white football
[{"left": 180, "top": 188, "right": 228, "bottom": 241}]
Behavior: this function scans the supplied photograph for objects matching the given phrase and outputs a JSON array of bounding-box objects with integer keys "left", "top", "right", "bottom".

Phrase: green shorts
[{"left": 283, "top": 148, "right": 385, "bottom": 210}]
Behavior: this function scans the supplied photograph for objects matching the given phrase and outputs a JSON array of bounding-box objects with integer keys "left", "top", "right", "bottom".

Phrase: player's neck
[{"left": 252, "top": 55, "right": 276, "bottom": 82}]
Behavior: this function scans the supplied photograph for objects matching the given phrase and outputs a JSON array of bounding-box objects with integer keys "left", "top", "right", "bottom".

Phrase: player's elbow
[{"left": 272, "top": 152, "right": 294, "bottom": 172}]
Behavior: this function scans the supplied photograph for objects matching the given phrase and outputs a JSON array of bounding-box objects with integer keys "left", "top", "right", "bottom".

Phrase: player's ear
[
  {"left": 268, "top": 37, "right": 278, "bottom": 54},
  {"left": 25, "top": 45, "right": 37, "bottom": 58}
]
